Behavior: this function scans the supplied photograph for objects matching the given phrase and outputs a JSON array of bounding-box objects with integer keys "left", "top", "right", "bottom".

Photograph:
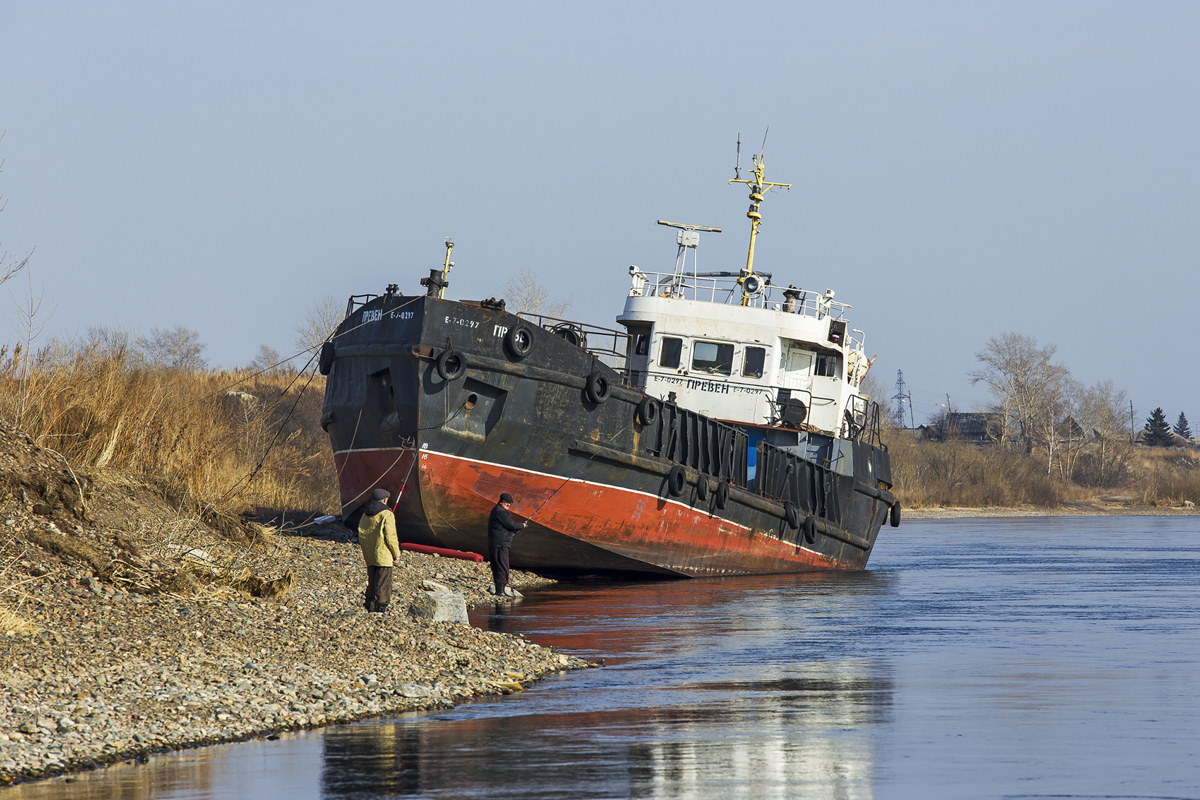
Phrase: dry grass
[
  {"left": 0, "top": 346, "right": 338, "bottom": 516},
  {"left": 887, "top": 431, "right": 1080, "bottom": 508},
  {"left": 1128, "top": 447, "right": 1200, "bottom": 506},
  {"left": 1, "top": 529, "right": 39, "bottom": 635},
  {"left": 887, "top": 428, "right": 1200, "bottom": 509}
]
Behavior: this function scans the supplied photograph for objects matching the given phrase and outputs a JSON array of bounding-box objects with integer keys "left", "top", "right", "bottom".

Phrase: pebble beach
[{"left": 0, "top": 519, "right": 587, "bottom": 788}]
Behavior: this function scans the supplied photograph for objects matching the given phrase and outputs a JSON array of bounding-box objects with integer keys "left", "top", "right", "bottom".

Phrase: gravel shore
[
  {"left": 0, "top": 419, "right": 593, "bottom": 787},
  {"left": 905, "top": 502, "right": 1200, "bottom": 520},
  {"left": 0, "top": 519, "right": 586, "bottom": 788}
]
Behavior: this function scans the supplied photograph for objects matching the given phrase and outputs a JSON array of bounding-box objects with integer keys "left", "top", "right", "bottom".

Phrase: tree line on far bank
[{"left": 880, "top": 331, "right": 1198, "bottom": 508}]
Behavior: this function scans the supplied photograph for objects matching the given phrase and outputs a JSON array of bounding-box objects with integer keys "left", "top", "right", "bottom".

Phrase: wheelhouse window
[
  {"left": 635, "top": 334, "right": 650, "bottom": 356},
  {"left": 660, "top": 337, "right": 683, "bottom": 369},
  {"left": 815, "top": 353, "right": 840, "bottom": 378},
  {"left": 692, "top": 341, "right": 734, "bottom": 376},
  {"left": 742, "top": 346, "right": 766, "bottom": 379}
]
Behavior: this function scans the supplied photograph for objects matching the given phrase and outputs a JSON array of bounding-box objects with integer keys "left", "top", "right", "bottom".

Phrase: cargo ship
[{"left": 320, "top": 153, "right": 899, "bottom": 577}]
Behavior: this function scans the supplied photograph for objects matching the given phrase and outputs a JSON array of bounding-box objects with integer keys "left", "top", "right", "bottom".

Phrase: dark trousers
[
  {"left": 489, "top": 546, "right": 510, "bottom": 592},
  {"left": 365, "top": 565, "right": 393, "bottom": 610}
]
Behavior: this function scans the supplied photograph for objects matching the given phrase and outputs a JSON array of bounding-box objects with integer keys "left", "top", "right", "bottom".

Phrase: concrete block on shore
[{"left": 407, "top": 580, "right": 469, "bottom": 624}]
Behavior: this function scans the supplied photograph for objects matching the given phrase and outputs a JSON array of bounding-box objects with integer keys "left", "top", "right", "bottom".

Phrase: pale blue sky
[{"left": 2, "top": 2, "right": 1197, "bottom": 424}]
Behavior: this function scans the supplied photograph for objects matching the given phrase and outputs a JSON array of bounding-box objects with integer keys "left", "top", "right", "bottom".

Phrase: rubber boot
[
  {"left": 365, "top": 599, "right": 377, "bottom": 612},
  {"left": 373, "top": 602, "right": 388, "bottom": 614}
]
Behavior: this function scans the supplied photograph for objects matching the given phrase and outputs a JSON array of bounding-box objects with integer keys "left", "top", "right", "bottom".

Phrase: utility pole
[
  {"left": 893, "top": 370, "right": 914, "bottom": 428},
  {"left": 1130, "top": 400, "right": 1135, "bottom": 444}
]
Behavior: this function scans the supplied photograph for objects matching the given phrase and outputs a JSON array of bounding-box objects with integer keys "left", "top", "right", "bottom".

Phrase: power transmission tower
[{"left": 893, "top": 370, "right": 914, "bottom": 428}]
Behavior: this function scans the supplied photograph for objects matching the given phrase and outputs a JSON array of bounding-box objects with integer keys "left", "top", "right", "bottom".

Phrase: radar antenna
[
  {"left": 733, "top": 133, "right": 742, "bottom": 181},
  {"left": 656, "top": 220, "right": 722, "bottom": 294}
]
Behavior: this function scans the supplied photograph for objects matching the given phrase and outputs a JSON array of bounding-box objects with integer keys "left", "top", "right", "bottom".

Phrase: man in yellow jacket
[{"left": 357, "top": 488, "right": 400, "bottom": 613}]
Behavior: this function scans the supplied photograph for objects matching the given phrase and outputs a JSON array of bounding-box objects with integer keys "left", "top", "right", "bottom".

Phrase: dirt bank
[{"left": 0, "top": 421, "right": 588, "bottom": 787}]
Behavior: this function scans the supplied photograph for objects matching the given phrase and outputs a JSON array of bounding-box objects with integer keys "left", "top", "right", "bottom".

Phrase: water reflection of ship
[
  {"left": 318, "top": 662, "right": 889, "bottom": 800},
  {"left": 320, "top": 574, "right": 893, "bottom": 799}
]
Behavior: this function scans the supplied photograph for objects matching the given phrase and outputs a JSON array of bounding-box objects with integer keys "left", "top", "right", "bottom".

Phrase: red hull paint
[{"left": 336, "top": 447, "right": 842, "bottom": 577}]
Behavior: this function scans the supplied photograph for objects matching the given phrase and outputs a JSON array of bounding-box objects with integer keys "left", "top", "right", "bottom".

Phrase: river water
[{"left": 9, "top": 517, "right": 1200, "bottom": 799}]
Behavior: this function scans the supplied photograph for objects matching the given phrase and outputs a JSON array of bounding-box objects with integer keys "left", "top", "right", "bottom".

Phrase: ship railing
[
  {"left": 754, "top": 441, "right": 849, "bottom": 525},
  {"left": 630, "top": 269, "right": 850, "bottom": 319},
  {"left": 842, "top": 395, "right": 886, "bottom": 449},
  {"left": 517, "top": 313, "right": 631, "bottom": 375},
  {"left": 642, "top": 402, "right": 750, "bottom": 489},
  {"left": 848, "top": 328, "right": 866, "bottom": 353},
  {"left": 768, "top": 388, "right": 846, "bottom": 430},
  {"left": 345, "top": 294, "right": 380, "bottom": 318}
]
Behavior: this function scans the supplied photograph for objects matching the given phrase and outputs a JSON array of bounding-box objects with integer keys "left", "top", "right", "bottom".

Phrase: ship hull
[{"left": 322, "top": 295, "right": 895, "bottom": 578}]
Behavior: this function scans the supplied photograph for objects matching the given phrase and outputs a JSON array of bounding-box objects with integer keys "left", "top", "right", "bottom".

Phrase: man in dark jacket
[{"left": 487, "top": 492, "right": 526, "bottom": 597}]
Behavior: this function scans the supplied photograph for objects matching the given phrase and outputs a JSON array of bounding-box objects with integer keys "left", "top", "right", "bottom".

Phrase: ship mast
[
  {"left": 439, "top": 237, "right": 454, "bottom": 300},
  {"left": 729, "top": 150, "right": 791, "bottom": 305},
  {"left": 420, "top": 237, "right": 456, "bottom": 298}
]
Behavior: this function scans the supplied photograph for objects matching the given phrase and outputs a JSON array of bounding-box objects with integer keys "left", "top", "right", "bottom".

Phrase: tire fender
[
  {"left": 666, "top": 465, "right": 686, "bottom": 498},
  {"left": 803, "top": 515, "right": 817, "bottom": 544},
  {"left": 505, "top": 324, "right": 535, "bottom": 359},
  {"left": 636, "top": 397, "right": 659, "bottom": 425},
  {"left": 889, "top": 501, "right": 901, "bottom": 528},
  {"left": 784, "top": 501, "right": 800, "bottom": 530},
  {"left": 436, "top": 349, "right": 465, "bottom": 381},
  {"left": 715, "top": 480, "right": 730, "bottom": 510},
  {"left": 318, "top": 342, "right": 335, "bottom": 376},
  {"left": 696, "top": 474, "right": 711, "bottom": 503},
  {"left": 585, "top": 371, "right": 610, "bottom": 404}
]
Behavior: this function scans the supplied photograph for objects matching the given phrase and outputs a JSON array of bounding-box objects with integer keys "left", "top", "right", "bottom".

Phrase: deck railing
[
  {"left": 629, "top": 269, "right": 851, "bottom": 320},
  {"left": 517, "top": 313, "right": 631, "bottom": 374}
]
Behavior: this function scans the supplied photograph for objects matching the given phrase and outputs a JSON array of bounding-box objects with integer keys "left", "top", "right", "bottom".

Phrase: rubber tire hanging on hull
[
  {"left": 715, "top": 480, "right": 730, "bottom": 510},
  {"left": 784, "top": 501, "right": 800, "bottom": 530},
  {"left": 803, "top": 515, "right": 817, "bottom": 544},
  {"left": 505, "top": 324, "right": 535, "bottom": 359},
  {"left": 585, "top": 371, "right": 610, "bottom": 404},
  {"left": 436, "top": 349, "right": 465, "bottom": 381},
  {"left": 666, "top": 465, "right": 686, "bottom": 497},
  {"left": 696, "top": 474, "right": 711, "bottom": 502},
  {"left": 318, "top": 342, "right": 334, "bottom": 376},
  {"left": 890, "top": 501, "right": 902, "bottom": 528},
  {"left": 636, "top": 397, "right": 659, "bottom": 425}
]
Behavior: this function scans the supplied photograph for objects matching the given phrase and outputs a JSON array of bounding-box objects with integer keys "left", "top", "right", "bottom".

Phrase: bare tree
[
  {"left": 0, "top": 133, "right": 34, "bottom": 289},
  {"left": 295, "top": 294, "right": 345, "bottom": 353},
  {"left": 138, "top": 326, "right": 208, "bottom": 371},
  {"left": 501, "top": 268, "right": 573, "bottom": 319},
  {"left": 248, "top": 344, "right": 287, "bottom": 375},
  {"left": 81, "top": 324, "right": 141, "bottom": 364},
  {"left": 970, "top": 332, "right": 1071, "bottom": 462},
  {"left": 858, "top": 370, "right": 897, "bottom": 429},
  {"left": 1073, "top": 379, "right": 1133, "bottom": 486},
  {"left": 0, "top": 244, "right": 31, "bottom": 289},
  {"left": 5, "top": 264, "right": 52, "bottom": 427}
]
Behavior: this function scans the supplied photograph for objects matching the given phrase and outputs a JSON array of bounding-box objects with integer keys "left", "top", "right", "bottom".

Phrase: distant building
[{"left": 919, "top": 412, "right": 1002, "bottom": 446}]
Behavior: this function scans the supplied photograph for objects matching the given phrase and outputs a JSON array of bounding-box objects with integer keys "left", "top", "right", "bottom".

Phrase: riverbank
[
  {"left": 0, "top": 519, "right": 587, "bottom": 787},
  {"left": 906, "top": 502, "right": 1199, "bottom": 519},
  {"left": 0, "top": 416, "right": 588, "bottom": 788}
]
